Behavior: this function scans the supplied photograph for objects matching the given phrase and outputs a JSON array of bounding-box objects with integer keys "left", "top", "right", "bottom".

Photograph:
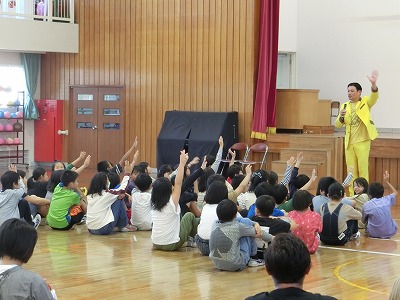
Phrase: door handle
[
  {"left": 92, "top": 125, "right": 97, "bottom": 130},
  {"left": 58, "top": 130, "right": 69, "bottom": 135}
]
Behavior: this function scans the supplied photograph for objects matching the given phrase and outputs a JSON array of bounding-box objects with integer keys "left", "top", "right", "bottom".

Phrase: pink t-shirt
[{"left": 288, "top": 209, "right": 322, "bottom": 254}]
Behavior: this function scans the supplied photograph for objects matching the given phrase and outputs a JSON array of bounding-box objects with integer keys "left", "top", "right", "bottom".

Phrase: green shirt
[
  {"left": 278, "top": 198, "right": 294, "bottom": 213},
  {"left": 47, "top": 184, "right": 80, "bottom": 228}
]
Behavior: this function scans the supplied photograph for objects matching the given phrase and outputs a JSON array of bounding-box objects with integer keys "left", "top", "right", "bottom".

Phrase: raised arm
[
  {"left": 211, "top": 136, "right": 224, "bottom": 173},
  {"left": 70, "top": 151, "right": 87, "bottom": 168},
  {"left": 280, "top": 156, "right": 295, "bottom": 186},
  {"left": 74, "top": 155, "right": 91, "bottom": 174},
  {"left": 383, "top": 171, "right": 398, "bottom": 197},
  {"left": 234, "top": 164, "right": 252, "bottom": 195},
  {"left": 300, "top": 169, "right": 317, "bottom": 191},
  {"left": 117, "top": 137, "right": 138, "bottom": 166},
  {"left": 171, "top": 150, "right": 189, "bottom": 206}
]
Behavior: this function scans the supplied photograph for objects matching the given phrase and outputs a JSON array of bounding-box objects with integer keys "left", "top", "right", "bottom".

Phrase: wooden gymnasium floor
[{"left": 29, "top": 201, "right": 400, "bottom": 300}]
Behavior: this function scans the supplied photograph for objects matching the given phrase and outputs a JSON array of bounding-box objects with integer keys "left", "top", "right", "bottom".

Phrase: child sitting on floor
[
  {"left": 131, "top": 173, "right": 153, "bottom": 230},
  {"left": 0, "top": 218, "right": 56, "bottom": 299},
  {"left": 151, "top": 150, "right": 199, "bottom": 251},
  {"left": 288, "top": 190, "right": 322, "bottom": 254},
  {"left": 0, "top": 165, "right": 49, "bottom": 228},
  {"left": 209, "top": 199, "right": 272, "bottom": 271},
  {"left": 46, "top": 170, "right": 87, "bottom": 230},
  {"left": 86, "top": 160, "right": 137, "bottom": 235},
  {"left": 362, "top": 171, "right": 398, "bottom": 239},
  {"left": 319, "top": 183, "right": 361, "bottom": 246}
]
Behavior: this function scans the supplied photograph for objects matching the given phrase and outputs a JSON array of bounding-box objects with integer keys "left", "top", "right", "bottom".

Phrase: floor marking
[
  {"left": 333, "top": 257, "right": 388, "bottom": 295},
  {"left": 319, "top": 245, "right": 400, "bottom": 257}
]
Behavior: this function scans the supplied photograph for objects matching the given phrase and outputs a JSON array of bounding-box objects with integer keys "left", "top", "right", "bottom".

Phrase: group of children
[{"left": 0, "top": 137, "right": 398, "bottom": 298}]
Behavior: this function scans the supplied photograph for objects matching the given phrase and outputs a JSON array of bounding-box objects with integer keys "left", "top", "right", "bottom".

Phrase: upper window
[{"left": 0, "top": 66, "right": 27, "bottom": 106}]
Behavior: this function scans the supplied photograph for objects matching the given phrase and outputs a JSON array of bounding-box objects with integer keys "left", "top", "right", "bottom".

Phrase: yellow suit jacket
[{"left": 335, "top": 92, "right": 379, "bottom": 149}]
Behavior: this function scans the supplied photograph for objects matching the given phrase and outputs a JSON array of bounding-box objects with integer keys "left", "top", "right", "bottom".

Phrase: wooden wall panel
[{"left": 40, "top": 0, "right": 261, "bottom": 167}]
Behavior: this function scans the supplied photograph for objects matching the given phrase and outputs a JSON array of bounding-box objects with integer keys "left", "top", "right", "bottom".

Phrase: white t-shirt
[
  {"left": 236, "top": 192, "right": 256, "bottom": 210},
  {"left": 151, "top": 197, "right": 181, "bottom": 245},
  {"left": 197, "top": 203, "right": 240, "bottom": 240},
  {"left": 131, "top": 191, "right": 152, "bottom": 230},
  {"left": 86, "top": 175, "right": 129, "bottom": 230}
]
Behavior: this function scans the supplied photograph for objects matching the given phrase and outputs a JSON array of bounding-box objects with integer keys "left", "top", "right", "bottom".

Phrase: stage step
[
  {"left": 279, "top": 148, "right": 331, "bottom": 164},
  {"left": 272, "top": 160, "right": 326, "bottom": 191}
]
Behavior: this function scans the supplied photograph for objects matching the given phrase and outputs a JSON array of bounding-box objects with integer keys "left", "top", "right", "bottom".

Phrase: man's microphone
[{"left": 339, "top": 103, "right": 347, "bottom": 123}]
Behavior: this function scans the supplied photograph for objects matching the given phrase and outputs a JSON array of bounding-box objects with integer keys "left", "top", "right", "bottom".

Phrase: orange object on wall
[{"left": 34, "top": 100, "right": 64, "bottom": 162}]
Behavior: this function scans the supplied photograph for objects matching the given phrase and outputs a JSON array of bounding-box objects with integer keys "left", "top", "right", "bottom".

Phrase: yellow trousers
[{"left": 345, "top": 140, "right": 371, "bottom": 195}]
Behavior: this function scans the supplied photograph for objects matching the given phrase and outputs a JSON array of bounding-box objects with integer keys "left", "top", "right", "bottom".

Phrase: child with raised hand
[
  {"left": 86, "top": 160, "right": 136, "bottom": 234},
  {"left": 0, "top": 218, "right": 56, "bottom": 299},
  {"left": 0, "top": 165, "right": 50, "bottom": 228},
  {"left": 288, "top": 190, "right": 322, "bottom": 254},
  {"left": 151, "top": 150, "right": 199, "bottom": 251},
  {"left": 362, "top": 171, "right": 398, "bottom": 238},
  {"left": 131, "top": 173, "right": 153, "bottom": 230},
  {"left": 97, "top": 137, "right": 138, "bottom": 175},
  {"left": 209, "top": 199, "right": 273, "bottom": 271},
  {"left": 319, "top": 183, "right": 361, "bottom": 246},
  {"left": 52, "top": 151, "right": 90, "bottom": 174},
  {"left": 46, "top": 170, "right": 87, "bottom": 230}
]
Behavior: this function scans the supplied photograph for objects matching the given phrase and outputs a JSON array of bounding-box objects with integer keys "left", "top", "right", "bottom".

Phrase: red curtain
[{"left": 251, "top": 0, "right": 280, "bottom": 140}]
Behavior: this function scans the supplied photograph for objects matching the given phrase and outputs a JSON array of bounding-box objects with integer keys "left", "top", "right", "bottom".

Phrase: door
[{"left": 69, "top": 86, "right": 125, "bottom": 169}]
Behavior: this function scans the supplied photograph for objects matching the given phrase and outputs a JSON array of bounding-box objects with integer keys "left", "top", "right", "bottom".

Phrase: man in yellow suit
[{"left": 335, "top": 70, "right": 379, "bottom": 195}]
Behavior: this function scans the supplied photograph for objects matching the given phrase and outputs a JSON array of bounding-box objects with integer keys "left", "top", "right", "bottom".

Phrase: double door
[{"left": 69, "top": 86, "right": 125, "bottom": 169}]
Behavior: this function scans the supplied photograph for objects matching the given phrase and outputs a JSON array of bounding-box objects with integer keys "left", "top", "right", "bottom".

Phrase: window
[{"left": 0, "top": 66, "right": 27, "bottom": 106}]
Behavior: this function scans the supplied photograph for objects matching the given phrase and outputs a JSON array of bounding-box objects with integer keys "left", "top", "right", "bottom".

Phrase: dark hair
[
  {"left": 1, "top": 171, "right": 19, "bottom": 190},
  {"left": 353, "top": 177, "right": 369, "bottom": 194},
  {"left": 205, "top": 155, "right": 216, "bottom": 167},
  {"left": 151, "top": 177, "right": 172, "bottom": 211},
  {"left": 47, "top": 170, "right": 64, "bottom": 192},
  {"left": 132, "top": 165, "right": 145, "bottom": 175},
  {"left": 268, "top": 171, "right": 278, "bottom": 186},
  {"left": 292, "top": 190, "right": 312, "bottom": 211},
  {"left": 0, "top": 218, "right": 38, "bottom": 263},
  {"left": 255, "top": 195, "right": 276, "bottom": 217},
  {"left": 272, "top": 184, "right": 289, "bottom": 204},
  {"left": 265, "top": 233, "right": 311, "bottom": 284},
  {"left": 97, "top": 160, "right": 111, "bottom": 173},
  {"left": 51, "top": 160, "right": 66, "bottom": 171},
  {"left": 157, "top": 164, "right": 173, "bottom": 178},
  {"left": 198, "top": 167, "right": 215, "bottom": 193},
  {"left": 231, "top": 174, "right": 245, "bottom": 190},
  {"left": 348, "top": 82, "right": 362, "bottom": 92},
  {"left": 293, "top": 174, "right": 310, "bottom": 189},
  {"left": 216, "top": 199, "right": 237, "bottom": 222},
  {"left": 16, "top": 170, "right": 26, "bottom": 179},
  {"left": 249, "top": 170, "right": 268, "bottom": 192},
  {"left": 135, "top": 173, "right": 152, "bottom": 192},
  {"left": 206, "top": 174, "right": 226, "bottom": 189},
  {"left": 328, "top": 182, "right": 344, "bottom": 200},
  {"left": 88, "top": 172, "right": 108, "bottom": 196},
  {"left": 254, "top": 182, "right": 274, "bottom": 198},
  {"left": 204, "top": 181, "right": 228, "bottom": 204},
  {"left": 107, "top": 172, "right": 121, "bottom": 189},
  {"left": 60, "top": 170, "right": 78, "bottom": 187},
  {"left": 138, "top": 162, "right": 150, "bottom": 173},
  {"left": 27, "top": 167, "right": 47, "bottom": 190},
  {"left": 316, "top": 177, "right": 337, "bottom": 196},
  {"left": 227, "top": 164, "right": 241, "bottom": 179},
  {"left": 368, "top": 182, "right": 384, "bottom": 199}
]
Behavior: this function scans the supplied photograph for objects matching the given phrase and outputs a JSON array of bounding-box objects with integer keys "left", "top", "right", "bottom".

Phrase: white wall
[
  {"left": 294, "top": 0, "right": 400, "bottom": 129},
  {"left": 278, "top": 0, "right": 297, "bottom": 52}
]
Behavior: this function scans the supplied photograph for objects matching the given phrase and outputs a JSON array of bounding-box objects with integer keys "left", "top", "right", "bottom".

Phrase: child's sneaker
[
  {"left": 77, "top": 215, "right": 86, "bottom": 225},
  {"left": 350, "top": 231, "right": 361, "bottom": 240},
  {"left": 118, "top": 225, "right": 137, "bottom": 232},
  {"left": 32, "top": 214, "right": 41, "bottom": 230},
  {"left": 248, "top": 258, "right": 265, "bottom": 267}
]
